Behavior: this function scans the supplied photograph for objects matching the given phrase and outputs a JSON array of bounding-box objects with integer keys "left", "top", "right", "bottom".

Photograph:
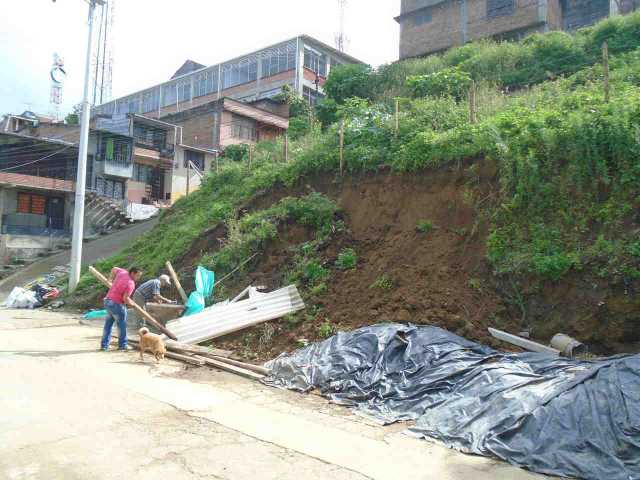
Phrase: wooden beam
[
  {"left": 202, "top": 357, "right": 264, "bottom": 381},
  {"left": 165, "top": 351, "right": 206, "bottom": 366},
  {"left": 165, "top": 261, "right": 188, "bottom": 304},
  {"left": 164, "top": 340, "right": 233, "bottom": 358},
  {"left": 88, "top": 266, "right": 178, "bottom": 341}
]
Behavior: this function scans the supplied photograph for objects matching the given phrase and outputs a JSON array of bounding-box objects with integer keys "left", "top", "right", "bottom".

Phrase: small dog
[{"left": 138, "top": 327, "right": 166, "bottom": 363}]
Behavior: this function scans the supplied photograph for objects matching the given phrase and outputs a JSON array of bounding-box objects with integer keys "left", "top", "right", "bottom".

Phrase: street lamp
[{"left": 67, "top": 0, "right": 105, "bottom": 292}]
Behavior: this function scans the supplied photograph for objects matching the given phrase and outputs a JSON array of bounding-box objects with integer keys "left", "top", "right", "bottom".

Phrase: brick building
[
  {"left": 93, "top": 35, "right": 362, "bottom": 119},
  {"left": 396, "top": 0, "right": 639, "bottom": 59}
]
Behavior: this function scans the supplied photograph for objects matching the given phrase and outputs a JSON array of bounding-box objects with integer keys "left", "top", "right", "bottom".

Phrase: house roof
[{"left": 171, "top": 60, "right": 207, "bottom": 79}]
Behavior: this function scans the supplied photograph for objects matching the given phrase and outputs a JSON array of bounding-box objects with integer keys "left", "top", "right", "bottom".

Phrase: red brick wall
[{"left": 0, "top": 172, "right": 74, "bottom": 192}]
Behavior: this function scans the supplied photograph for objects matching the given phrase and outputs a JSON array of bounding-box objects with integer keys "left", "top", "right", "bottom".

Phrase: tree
[
  {"left": 323, "top": 64, "right": 373, "bottom": 104},
  {"left": 65, "top": 103, "right": 82, "bottom": 125}
]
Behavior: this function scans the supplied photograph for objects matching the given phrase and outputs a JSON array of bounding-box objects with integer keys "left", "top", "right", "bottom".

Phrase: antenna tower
[
  {"left": 92, "top": 0, "right": 114, "bottom": 106},
  {"left": 335, "top": 0, "right": 348, "bottom": 52}
]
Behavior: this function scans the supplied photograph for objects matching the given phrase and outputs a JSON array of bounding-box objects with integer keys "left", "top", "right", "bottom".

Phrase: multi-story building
[
  {"left": 396, "top": 0, "right": 639, "bottom": 59},
  {"left": 93, "top": 35, "right": 362, "bottom": 119}
]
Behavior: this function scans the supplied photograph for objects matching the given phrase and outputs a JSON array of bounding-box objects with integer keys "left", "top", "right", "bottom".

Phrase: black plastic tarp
[{"left": 263, "top": 324, "right": 640, "bottom": 480}]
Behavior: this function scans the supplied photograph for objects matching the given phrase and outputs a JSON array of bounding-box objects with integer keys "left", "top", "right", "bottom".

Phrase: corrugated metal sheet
[{"left": 166, "top": 285, "right": 305, "bottom": 345}]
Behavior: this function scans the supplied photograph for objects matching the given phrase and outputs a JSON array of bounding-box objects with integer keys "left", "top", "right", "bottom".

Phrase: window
[
  {"left": 177, "top": 79, "right": 191, "bottom": 103},
  {"left": 133, "top": 163, "right": 153, "bottom": 183},
  {"left": 413, "top": 8, "right": 432, "bottom": 25},
  {"left": 17, "top": 193, "right": 46, "bottom": 215},
  {"left": 231, "top": 115, "right": 257, "bottom": 141},
  {"left": 487, "top": 0, "right": 515, "bottom": 18},
  {"left": 95, "top": 177, "right": 125, "bottom": 200},
  {"left": 162, "top": 82, "right": 177, "bottom": 107},
  {"left": 303, "top": 86, "right": 325, "bottom": 106},
  {"left": 260, "top": 45, "right": 297, "bottom": 78},
  {"left": 100, "top": 136, "right": 131, "bottom": 164},
  {"left": 184, "top": 150, "right": 205, "bottom": 170},
  {"left": 304, "top": 47, "right": 327, "bottom": 77},
  {"left": 194, "top": 69, "right": 219, "bottom": 98},
  {"left": 222, "top": 58, "right": 259, "bottom": 90},
  {"left": 142, "top": 89, "right": 160, "bottom": 113}
]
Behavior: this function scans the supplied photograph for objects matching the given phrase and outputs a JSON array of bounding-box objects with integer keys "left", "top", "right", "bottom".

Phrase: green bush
[
  {"left": 318, "top": 321, "right": 335, "bottom": 338},
  {"left": 223, "top": 144, "right": 249, "bottom": 162},
  {"left": 324, "top": 64, "right": 374, "bottom": 103},
  {"left": 370, "top": 275, "right": 394, "bottom": 290},
  {"left": 416, "top": 220, "right": 434, "bottom": 233},
  {"left": 336, "top": 248, "right": 357, "bottom": 270},
  {"left": 407, "top": 68, "right": 472, "bottom": 100}
]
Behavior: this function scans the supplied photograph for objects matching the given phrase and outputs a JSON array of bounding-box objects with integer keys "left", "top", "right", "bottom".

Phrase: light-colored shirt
[
  {"left": 136, "top": 278, "right": 161, "bottom": 302},
  {"left": 106, "top": 267, "right": 135, "bottom": 305}
]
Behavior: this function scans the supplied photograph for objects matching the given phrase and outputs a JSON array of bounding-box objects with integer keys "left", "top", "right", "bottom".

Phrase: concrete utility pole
[{"left": 69, "top": 0, "right": 104, "bottom": 293}]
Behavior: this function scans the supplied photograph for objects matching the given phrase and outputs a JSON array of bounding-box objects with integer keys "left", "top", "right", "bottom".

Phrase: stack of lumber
[{"left": 122, "top": 336, "right": 269, "bottom": 381}]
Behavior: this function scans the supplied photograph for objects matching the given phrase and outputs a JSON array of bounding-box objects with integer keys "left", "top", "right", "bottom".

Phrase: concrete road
[
  {"left": 0, "top": 310, "right": 548, "bottom": 480},
  {"left": 0, "top": 218, "right": 158, "bottom": 300}
]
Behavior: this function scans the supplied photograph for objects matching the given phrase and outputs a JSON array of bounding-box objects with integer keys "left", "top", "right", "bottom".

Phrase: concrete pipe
[{"left": 550, "top": 333, "right": 586, "bottom": 358}]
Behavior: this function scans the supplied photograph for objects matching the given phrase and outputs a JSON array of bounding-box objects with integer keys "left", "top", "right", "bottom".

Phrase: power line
[{"left": 0, "top": 146, "right": 74, "bottom": 172}]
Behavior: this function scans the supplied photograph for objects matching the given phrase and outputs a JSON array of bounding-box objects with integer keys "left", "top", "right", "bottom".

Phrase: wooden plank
[
  {"left": 164, "top": 340, "right": 233, "bottom": 358},
  {"left": 202, "top": 357, "right": 264, "bottom": 381},
  {"left": 164, "top": 351, "right": 206, "bottom": 366},
  {"left": 165, "top": 261, "right": 188, "bottom": 304},
  {"left": 209, "top": 355, "right": 270, "bottom": 376},
  {"left": 88, "top": 266, "right": 178, "bottom": 341},
  {"left": 488, "top": 328, "right": 560, "bottom": 356}
]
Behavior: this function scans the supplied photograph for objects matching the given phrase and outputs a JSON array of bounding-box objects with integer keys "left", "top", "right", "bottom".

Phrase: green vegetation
[
  {"left": 318, "top": 321, "right": 335, "bottom": 339},
  {"left": 335, "top": 248, "right": 357, "bottom": 270},
  {"left": 416, "top": 220, "right": 434, "bottom": 234},
  {"left": 75, "top": 12, "right": 640, "bottom": 301},
  {"left": 370, "top": 275, "right": 394, "bottom": 290}
]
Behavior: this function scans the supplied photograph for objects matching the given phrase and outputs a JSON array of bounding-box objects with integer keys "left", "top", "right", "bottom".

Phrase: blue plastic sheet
[
  {"left": 83, "top": 309, "right": 107, "bottom": 319},
  {"left": 264, "top": 324, "right": 640, "bottom": 480},
  {"left": 183, "top": 266, "right": 215, "bottom": 317}
]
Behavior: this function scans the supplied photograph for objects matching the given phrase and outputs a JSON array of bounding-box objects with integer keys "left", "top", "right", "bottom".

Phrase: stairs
[{"left": 84, "top": 192, "right": 134, "bottom": 236}]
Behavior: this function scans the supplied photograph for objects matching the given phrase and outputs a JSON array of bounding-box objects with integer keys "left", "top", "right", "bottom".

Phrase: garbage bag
[
  {"left": 83, "top": 309, "right": 108, "bottom": 320},
  {"left": 183, "top": 266, "right": 215, "bottom": 317},
  {"left": 183, "top": 291, "right": 205, "bottom": 317},
  {"left": 263, "top": 324, "right": 640, "bottom": 480},
  {"left": 194, "top": 266, "right": 214, "bottom": 300},
  {"left": 3, "top": 287, "right": 40, "bottom": 309},
  {"left": 31, "top": 284, "right": 59, "bottom": 305}
]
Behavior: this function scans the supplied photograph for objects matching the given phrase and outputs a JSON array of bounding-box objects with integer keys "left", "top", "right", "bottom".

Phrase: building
[
  {"left": 0, "top": 127, "right": 79, "bottom": 260},
  {"left": 92, "top": 35, "right": 362, "bottom": 120},
  {"left": 396, "top": 0, "right": 639, "bottom": 59}
]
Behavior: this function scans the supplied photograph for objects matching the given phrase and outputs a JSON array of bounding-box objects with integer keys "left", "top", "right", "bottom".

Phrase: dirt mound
[{"left": 210, "top": 161, "right": 513, "bottom": 361}]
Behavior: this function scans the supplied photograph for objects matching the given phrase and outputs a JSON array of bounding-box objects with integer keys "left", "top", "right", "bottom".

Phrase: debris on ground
[
  {"left": 2, "top": 284, "right": 60, "bottom": 309},
  {"left": 264, "top": 324, "right": 640, "bottom": 480}
]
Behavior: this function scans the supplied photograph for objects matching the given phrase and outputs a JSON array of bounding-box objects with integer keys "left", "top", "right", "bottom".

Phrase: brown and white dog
[{"left": 138, "top": 327, "right": 166, "bottom": 363}]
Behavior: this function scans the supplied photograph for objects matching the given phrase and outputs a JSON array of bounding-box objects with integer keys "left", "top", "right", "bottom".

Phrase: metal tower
[
  {"left": 50, "top": 53, "right": 66, "bottom": 120},
  {"left": 335, "top": 0, "right": 348, "bottom": 52},
  {"left": 92, "top": 0, "right": 114, "bottom": 106}
]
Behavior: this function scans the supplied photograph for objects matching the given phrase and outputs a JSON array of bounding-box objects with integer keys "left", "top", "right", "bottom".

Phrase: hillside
[{"left": 73, "top": 12, "right": 640, "bottom": 359}]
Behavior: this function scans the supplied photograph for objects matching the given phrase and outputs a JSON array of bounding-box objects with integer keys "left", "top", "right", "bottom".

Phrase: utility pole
[{"left": 69, "top": 0, "right": 103, "bottom": 293}]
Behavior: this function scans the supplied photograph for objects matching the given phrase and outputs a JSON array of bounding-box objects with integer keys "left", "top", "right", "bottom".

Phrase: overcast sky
[{"left": 0, "top": 0, "right": 399, "bottom": 119}]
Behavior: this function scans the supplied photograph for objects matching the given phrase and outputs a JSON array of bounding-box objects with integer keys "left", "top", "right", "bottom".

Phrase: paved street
[
  {"left": 0, "top": 310, "right": 547, "bottom": 480},
  {"left": 0, "top": 218, "right": 158, "bottom": 301}
]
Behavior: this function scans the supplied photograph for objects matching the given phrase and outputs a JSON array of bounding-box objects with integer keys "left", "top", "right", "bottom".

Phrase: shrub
[
  {"left": 416, "top": 220, "right": 434, "bottom": 233},
  {"left": 336, "top": 248, "right": 357, "bottom": 270},
  {"left": 324, "top": 64, "right": 374, "bottom": 103},
  {"left": 370, "top": 275, "right": 394, "bottom": 290},
  {"left": 407, "top": 67, "right": 472, "bottom": 101},
  {"left": 318, "top": 321, "right": 335, "bottom": 338},
  {"left": 223, "top": 144, "right": 248, "bottom": 162}
]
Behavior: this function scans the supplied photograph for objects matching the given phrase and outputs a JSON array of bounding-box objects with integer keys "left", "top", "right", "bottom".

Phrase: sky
[{"left": 0, "top": 0, "right": 400, "bottom": 119}]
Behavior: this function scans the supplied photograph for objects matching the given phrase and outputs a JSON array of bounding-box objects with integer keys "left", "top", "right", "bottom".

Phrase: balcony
[
  {"left": 0, "top": 172, "right": 74, "bottom": 192},
  {"left": 97, "top": 152, "right": 134, "bottom": 179}
]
